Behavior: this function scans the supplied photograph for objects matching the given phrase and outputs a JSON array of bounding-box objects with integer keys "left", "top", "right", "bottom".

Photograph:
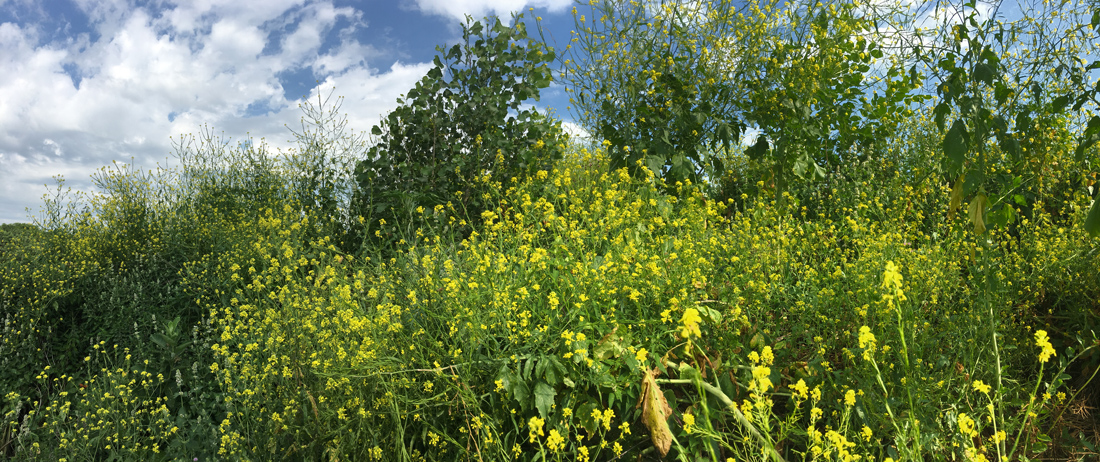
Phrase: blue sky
[{"left": 0, "top": 0, "right": 582, "bottom": 223}]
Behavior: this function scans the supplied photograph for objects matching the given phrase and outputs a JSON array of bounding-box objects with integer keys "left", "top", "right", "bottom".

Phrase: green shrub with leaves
[
  {"left": 352, "top": 14, "right": 565, "bottom": 250},
  {"left": 561, "top": 0, "right": 922, "bottom": 192},
  {"left": 915, "top": 0, "right": 1100, "bottom": 237}
]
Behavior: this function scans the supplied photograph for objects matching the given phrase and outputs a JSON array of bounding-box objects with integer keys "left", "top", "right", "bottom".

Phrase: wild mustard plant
[{"left": 3, "top": 86, "right": 1099, "bottom": 461}]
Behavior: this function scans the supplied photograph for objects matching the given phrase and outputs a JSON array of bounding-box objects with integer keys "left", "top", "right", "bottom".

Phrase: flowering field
[
  {"left": 1, "top": 132, "right": 1097, "bottom": 460},
  {"left": 4, "top": 1, "right": 1100, "bottom": 460}
]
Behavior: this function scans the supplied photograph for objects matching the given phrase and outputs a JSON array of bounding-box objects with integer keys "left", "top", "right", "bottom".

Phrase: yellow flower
[
  {"left": 792, "top": 379, "right": 809, "bottom": 400},
  {"left": 964, "top": 446, "right": 989, "bottom": 462},
  {"left": 857, "top": 326, "right": 876, "bottom": 361},
  {"left": 958, "top": 413, "right": 978, "bottom": 438},
  {"left": 547, "top": 429, "right": 566, "bottom": 452},
  {"left": 679, "top": 308, "right": 702, "bottom": 339},
  {"left": 528, "top": 416, "right": 545, "bottom": 442},
  {"left": 844, "top": 389, "right": 856, "bottom": 406},
  {"left": 972, "top": 380, "right": 991, "bottom": 394},
  {"left": 1034, "top": 330, "right": 1055, "bottom": 363},
  {"left": 751, "top": 365, "right": 773, "bottom": 393},
  {"left": 683, "top": 413, "right": 696, "bottom": 433},
  {"left": 882, "top": 261, "right": 906, "bottom": 301},
  {"left": 602, "top": 409, "right": 614, "bottom": 431}
]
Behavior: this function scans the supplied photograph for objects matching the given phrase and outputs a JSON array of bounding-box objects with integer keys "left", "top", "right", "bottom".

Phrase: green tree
[
  {"left": 352, "top": 14, "right": 565, "bottom": 249},
  {"left": 560, "top": 0, "right": 921, "bottom": 192},
  {"left": 914, "top": 0, "right": 1100, "bottom": 235}
]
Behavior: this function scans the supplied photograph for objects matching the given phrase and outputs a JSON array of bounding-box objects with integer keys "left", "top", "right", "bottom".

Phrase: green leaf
[
  {"left": 512, "top": 378, "right": 530, "bottom": 407},
  {"left": 944, "top": 119, "right": 969, "bottom": 174},
  {"left": 1076, "top": 115, "right": 1100, "bottom": 161},
  {"left": 748, "top": 136, "right": 769, "bottom": 161},
  {"left": 972, "top": 63, "right": 994, "bottom": 86},
  {"left": 150, "top": 333, "right": 170, "bottom": 349},
  {"left": 679, "top": 363, "right": 703, "bottom": 384},
  {"left": 696, "top": 304, "right": 723, "bottom": 323},
  {"left": 522, "top": 357, "right": 535, "bottom": 380},
  {"left": 534, "top": 381, "right": 556, "bottom": 419},
  {"left": 645, "top": 154, "right": 665, "bottom": 177},
  {"left": 1052, "top": 94, "right": 1071, "bottom": 113},
  {"left": 578, "top": 402, "right": 598, "bottom": 434},
  {"left": 1085, "top": 197, "right": 1100, "bottom": 237}
]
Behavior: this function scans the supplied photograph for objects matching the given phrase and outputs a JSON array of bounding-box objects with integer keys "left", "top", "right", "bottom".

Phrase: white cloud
[
  {"left": 411, "top": 0, "right": 571, "bottom": 22},
  {"left": 308, "top": 61, "right": 435, "bottom": 133},
  {"left": 0, "top": 1, "right": 428, "bottom": 223},
  {"left": 560, "top": 120, "right": 589, "bottom": 139}
]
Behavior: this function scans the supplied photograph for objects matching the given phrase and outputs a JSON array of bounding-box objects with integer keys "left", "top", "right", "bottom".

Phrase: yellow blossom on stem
[
  {"left": 1034, "top": 330, "right": 1055, "bottom": 363},
  {"left": 972, "top": 380, "right": 991, "bottom": 394},
  {"left": 679, "top": 308, "right": 702, "bottom": 339},
  {"left": 857, "top": 325, "right": 876, "bottom": 361},
  {"left": 528, "top": 416, "right": 545, "bottom": 442}
]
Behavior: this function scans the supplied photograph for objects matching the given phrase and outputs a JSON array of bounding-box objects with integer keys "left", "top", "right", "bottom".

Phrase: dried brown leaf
[{"left": 637, "top": 367, "right": 673, "bottom": 456}]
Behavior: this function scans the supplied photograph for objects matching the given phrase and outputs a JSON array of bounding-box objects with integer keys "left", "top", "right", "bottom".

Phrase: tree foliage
[
  {"left": 353, "top": 14, "right": 565, "bottom": 248},
  {"left": 560, "top": 0, "right": 922, "bottom": 191},
  {"left": 909, "top": 0, "right": 1100, "bottom": 234}
]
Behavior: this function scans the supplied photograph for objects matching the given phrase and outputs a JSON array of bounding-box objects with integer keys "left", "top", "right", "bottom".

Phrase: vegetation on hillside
[{"left": 2, "top": 3, "right": 1099, "bottom": 461}]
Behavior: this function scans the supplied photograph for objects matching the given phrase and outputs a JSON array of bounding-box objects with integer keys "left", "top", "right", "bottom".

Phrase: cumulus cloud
[
  {"left": 411, "top": 0, "right": 572, "bottom": 22},
  {"left": 0, "top": 0, "right": 427, "bottom": 223}
]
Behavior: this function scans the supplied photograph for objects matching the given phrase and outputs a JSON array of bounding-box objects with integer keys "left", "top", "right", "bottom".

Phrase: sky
[{"left": 0, "top": 0, "right": 582, "bottom": 224}]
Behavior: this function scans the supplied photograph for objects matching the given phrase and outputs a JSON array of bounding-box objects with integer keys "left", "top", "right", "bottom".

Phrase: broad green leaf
[
  {"left": 522, "top": 357, "right": 535, "bottom": 380},
  {"left": 696, "top": 304, "right": 723, "bottom": 323},
  {"left": 1052, "top": 94, "right": 1071, "bottom": 113},
  {"left": 1075, "top": 116, "right": 1100, "bottom": 161},
  {"left": 1085, "top": 198, "right": 1100, "bottom": 237},
  {"left": 748, "top": 136, "right": 769, "bottom": 161},
  {"left": 578, "top": 402, "right": 598, "bottom": 434},
  {"left": 150, "top": 332, "right": 169, "bottom": 349},
  {"left": 534, "top": 381, "right": 556, "bottom": 419},
  {"left": 679, "top": 363, "right": 703, "bottom": 384},
  {"left": 944, "top": 119, "right": 969, "bottom": 174},
  {"left": 593, "top": 331, "right": 623, "bottom": 360},
  {"left": 645, "top": 154, "right": 665, "bottom": 177},
  {"left": 973, "top": 63, "right": 994, "bottom": 86},
  {"left": 512, "top": 378, "right": 530, "bottom": 406}
]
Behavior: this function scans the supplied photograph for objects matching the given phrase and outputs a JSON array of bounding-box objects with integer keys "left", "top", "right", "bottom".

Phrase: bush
[{"left": 352, "top": 14, "right": 565, "bottom": 252}]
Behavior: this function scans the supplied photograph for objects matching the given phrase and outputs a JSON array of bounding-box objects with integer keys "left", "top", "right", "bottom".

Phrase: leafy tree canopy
[{"left": 353, "top": 14, "right": 565, "bottom": 249}]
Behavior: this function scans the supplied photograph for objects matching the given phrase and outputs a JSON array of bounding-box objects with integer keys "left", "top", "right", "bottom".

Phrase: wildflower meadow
[{"left": 2, "top": 1, "right": 1099, "bottom": 461}]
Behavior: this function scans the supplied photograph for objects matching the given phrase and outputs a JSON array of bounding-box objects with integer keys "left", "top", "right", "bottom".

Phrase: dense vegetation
[{"left": 2, "top": 2, "right": 1099, "bottom": 461}]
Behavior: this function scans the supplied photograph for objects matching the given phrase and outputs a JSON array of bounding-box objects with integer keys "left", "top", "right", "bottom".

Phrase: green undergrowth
[{"left": 2, "top": 136, "right": 1097, "bottom": 461}]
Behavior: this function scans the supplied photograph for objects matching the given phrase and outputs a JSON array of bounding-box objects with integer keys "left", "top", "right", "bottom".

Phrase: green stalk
[
  {"left": 894, "top": 302, "right": 920, "bottom": 456},
  {"left": 983, "top": 237, "right": 1006, "bottom": 458}
]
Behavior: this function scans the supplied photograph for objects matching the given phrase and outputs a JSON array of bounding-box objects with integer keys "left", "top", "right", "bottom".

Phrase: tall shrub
[{"left": 352, "top": 14, "right": 565, "bottom": 250}]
